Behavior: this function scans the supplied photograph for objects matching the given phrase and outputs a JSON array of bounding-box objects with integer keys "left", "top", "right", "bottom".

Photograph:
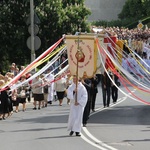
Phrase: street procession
[{"left": 0, "top": 0, "right": 150, "bottom": 150}]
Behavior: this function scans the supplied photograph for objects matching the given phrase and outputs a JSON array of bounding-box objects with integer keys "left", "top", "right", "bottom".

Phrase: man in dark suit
[
  {"left": 82, "top": 77, "right": 92, "bottom": 127},
  {"left": 90, "top": 75, "right": 99, "bottom": 112},
  {"left": 111, "top": 72, "right": 120, "bottom": 103},
  {"left": 101, "top": 71, "right": 112, "bottom": 107}
]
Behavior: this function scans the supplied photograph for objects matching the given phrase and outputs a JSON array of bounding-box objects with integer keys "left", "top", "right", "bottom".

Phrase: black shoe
[
  {"left": 38, "top": 107, "right": 40, "bottom": 110},
  {"left": 83, "top": 124, "right": 86, "bottom": 127},
  {"left": 76, "top": 132, "right": 81, "bottom": 136},
  {"left": 69, "top": 131, "right": 74, "bottom": 136},
  {"left": 33, "top": 107, "right": 37, "bottom": 110},
  {"left": 48, "top": 101, "right": 52, "bottom": 104}
]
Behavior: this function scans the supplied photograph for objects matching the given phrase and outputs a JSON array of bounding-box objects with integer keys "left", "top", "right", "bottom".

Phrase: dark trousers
[
  {"left": 83, "top": 100, "right": 91, "bottom": 124},
  {"left": 91, "top": 92, "right": 97, "bottom": 110},
  {"left": 111, "top": 86, "right": 118, "bottom": 102},
  {"left": 102, "top": 87, "right": 111, "bottom": 107}
]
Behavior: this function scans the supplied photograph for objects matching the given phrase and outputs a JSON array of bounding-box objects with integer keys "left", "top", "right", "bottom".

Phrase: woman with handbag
[
  {"left": 31, "top": 76, "right": 44, "bottom": 110},
  {"left": 11, "top": 88, "right": 19, "bottom": 113},
  {"left": 54, "top": 74, "right": 67, "bottom": 106},
  {"left": 42, "top": 76, "right": 49, "bottom": 108},
  {"left": 17, "top": 75, "right": 29, "bottom": 111}
]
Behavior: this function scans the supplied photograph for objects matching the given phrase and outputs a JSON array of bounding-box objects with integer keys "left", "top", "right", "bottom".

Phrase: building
[{"left": 85, "top": 0, "right": 126, "bottom": 22}]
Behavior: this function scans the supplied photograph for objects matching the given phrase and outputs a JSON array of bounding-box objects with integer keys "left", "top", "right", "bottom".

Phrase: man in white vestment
[
  {"left": 67, "top": 75, "right": 88, "bottom": 136},
  {"left": 126, "top": 54, "right": 137, "bottom": 74},
  {"left": 45, "top": 69, "right": 54, "bottom": 105}
]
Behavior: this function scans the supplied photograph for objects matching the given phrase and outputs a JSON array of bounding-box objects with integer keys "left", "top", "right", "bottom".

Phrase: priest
[{"left": 67, "top": 75, "right": 87, "bottom": 136}]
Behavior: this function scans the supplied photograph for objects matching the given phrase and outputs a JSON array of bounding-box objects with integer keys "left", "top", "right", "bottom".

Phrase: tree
[
  {"left": 37, "top": 0, "right": 91, "bottom": 54},
  {"left": 143, "top": 0, "right": 150, "bottom": 16},
  {"left": 61, "top": 1, "right": 91, "bottom": 34},
  {"left": 118, "top": 0, "right": 150, "bottom": 20},
  {"left": 0, "top": 0, "right": 30, "bottom": 72},
  {"left": 0, "top": 0, "right": 91, "bottom": 73}
]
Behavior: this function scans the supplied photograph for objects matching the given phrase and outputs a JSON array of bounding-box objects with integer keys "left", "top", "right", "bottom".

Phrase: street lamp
[
  {"left": 30, "top": 0, "right": 35, "bottom": 62},
  {"left": 26, "top": 0, "right": 41, "bottom": 63}
]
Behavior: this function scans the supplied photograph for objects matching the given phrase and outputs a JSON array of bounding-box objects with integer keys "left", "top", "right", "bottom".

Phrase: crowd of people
[
  {"left": 111, "top": 26, "right": 150, "bottom": 79},
  {"left": 98, "top": 26, "right": 150, "bottom": 57},
  {"left": 0, "top": 54, "right": 67, "bottom": 118},
  {"left": 0, "top": 59, "right": 101, "bottom": 137},
  {"left": 0, "top": 63, "right": 32, "bottom": 119},
  {"left": 0, "top": 25, "right": 150, "bottom": 137}
]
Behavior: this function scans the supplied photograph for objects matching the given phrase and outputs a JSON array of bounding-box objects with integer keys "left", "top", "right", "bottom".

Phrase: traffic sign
[
  {"left": 137, "top": 22, "right": 144, "bottom": 29},
  {"left": 28, "top": 24, "right": 39, "bottom": 35},
  {"left": 27, "top": 36, "right": 41, "bottom": 50}
]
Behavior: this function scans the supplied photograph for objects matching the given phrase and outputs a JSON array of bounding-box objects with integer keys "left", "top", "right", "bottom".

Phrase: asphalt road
[{"left": 0, "top": 85, "right": 150, "bottom": 150}]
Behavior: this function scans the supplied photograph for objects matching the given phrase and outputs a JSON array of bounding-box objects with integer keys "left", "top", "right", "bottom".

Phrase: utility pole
[
  {"left": 30, "top": 0, "right": 35, "bottom": 62},
  {"left": 26, "top": 0, "right": 40, "bottom": 64}
]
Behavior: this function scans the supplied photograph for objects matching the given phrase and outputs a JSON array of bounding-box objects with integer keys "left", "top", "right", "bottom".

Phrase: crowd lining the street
[{"left": 0, "top": 25, "right": 150, "bottom": 135}]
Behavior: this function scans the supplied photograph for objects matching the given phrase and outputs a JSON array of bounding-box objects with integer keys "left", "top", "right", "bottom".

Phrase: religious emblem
[{"left": 75, "top": 47, "right": 85, "bottom": 62}]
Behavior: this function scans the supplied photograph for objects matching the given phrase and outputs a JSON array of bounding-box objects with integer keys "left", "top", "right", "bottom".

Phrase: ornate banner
[
  {"left": 97, "top": 41, "right": 107, "bottom": 74},
  {"left": 104, "top": 36, "right": 117, "bottom": 70},
  {"left": 116, "top": 40, "right": 124, "bottom": 65},
  {"left": 66, "top": 35, "right": 97, "bottom": 78}
]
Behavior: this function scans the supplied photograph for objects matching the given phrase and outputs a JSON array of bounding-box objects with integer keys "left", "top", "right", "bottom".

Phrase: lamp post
[
  {"left": 30, "top": 0, "right": 35, "bottom": 62},
  {"left": 26, "top": 0, "right": 41, "bottom": 64}
]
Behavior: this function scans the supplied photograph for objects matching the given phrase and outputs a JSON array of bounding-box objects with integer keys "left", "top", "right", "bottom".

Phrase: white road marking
[
  {"left": 81, "top": 97, "right": 128, "bottom": 150},
  {"left": 81, "top": 133, "right": 108, "bottom": 150},
  {"left": 82, "top": 128, "right": 118, "bottom": 150}
]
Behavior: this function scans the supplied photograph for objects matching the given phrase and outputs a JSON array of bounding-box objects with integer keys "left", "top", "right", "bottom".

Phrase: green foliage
[
  {"left": 92, "top": 20, "right": 125, "bottom": 28},
  {"left": 143, "top": 0, "right": 150, "bottom": 16},
  {"left": 0, "top": 0, "right": 30, "bottom": 72},
  {"left": 117, "top": 0, "right": 150, "bottom": 28},
  {"left": 36, "top": 0, "right": 91, "bottom": 54},
  {"left": 0, "top": 0, "right": 91, "bottom": 73},
  {"left": 92, "top": 0, "right": 150, "bottom": 29},
  {"left": 125, "top": 16, "right": 150, "bottom": 29},
  {"left": 118, "top": 0, "right": 147, "bottom": 20}
]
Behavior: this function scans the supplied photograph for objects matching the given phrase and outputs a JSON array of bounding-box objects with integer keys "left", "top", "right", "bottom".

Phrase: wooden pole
[{"left": 75, "top": 36, "right": 80, "bottom": 103}]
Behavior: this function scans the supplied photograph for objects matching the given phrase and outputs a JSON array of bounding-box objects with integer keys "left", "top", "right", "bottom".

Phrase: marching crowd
[
  {"left": 0, "top": 57, "right": 120, "bottom": 135},
  {"left": 104, "top": 26, "right": 150, "bottom": 57},
  {"left": 0, "top": 26, "right": 150, "bottom": 136}
]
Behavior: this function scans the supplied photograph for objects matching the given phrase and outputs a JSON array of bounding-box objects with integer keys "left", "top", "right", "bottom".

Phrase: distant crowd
[{"left": 98, "top": 26, "right": 150, "bottom": 57}]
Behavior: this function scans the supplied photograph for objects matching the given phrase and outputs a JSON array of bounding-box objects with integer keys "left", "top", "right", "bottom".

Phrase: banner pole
[{"left": 75, "top": 36, "right": 80, "bottom": 103}]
